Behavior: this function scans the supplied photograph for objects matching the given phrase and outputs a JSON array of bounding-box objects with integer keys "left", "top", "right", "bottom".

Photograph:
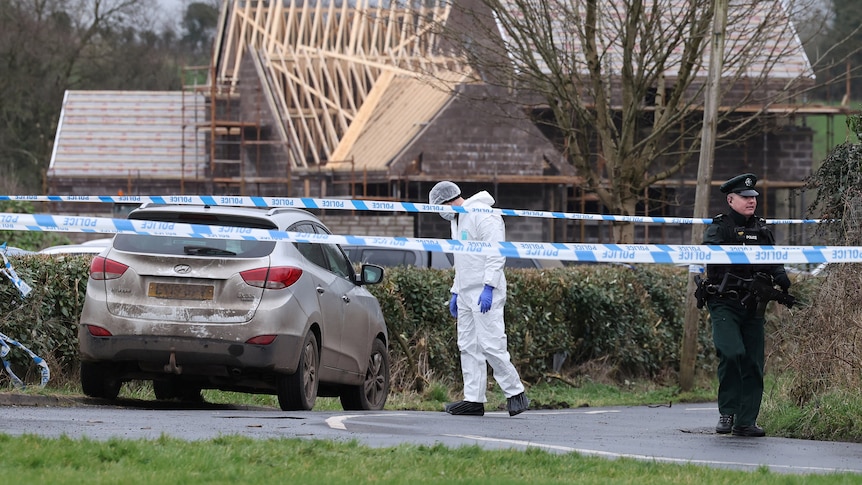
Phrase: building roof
[
  {"left": 498, "top": 0, "right": 813, "bottom": 80},
  {"left": 48, "top": 91, "right": 206, "bottom": 180},
  {"left": 328, "top": 72, "right": 466, "bottom": 173}
]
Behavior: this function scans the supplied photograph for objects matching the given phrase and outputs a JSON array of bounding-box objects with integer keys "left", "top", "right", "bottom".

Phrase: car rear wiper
[{"left": 183, "top": 245, "right": 236, "bottom": 256}]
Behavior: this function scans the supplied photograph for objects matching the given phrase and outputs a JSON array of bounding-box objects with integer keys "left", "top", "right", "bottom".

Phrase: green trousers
[{"left": 707, "top": 300, "right": 765, "bottom": 426}]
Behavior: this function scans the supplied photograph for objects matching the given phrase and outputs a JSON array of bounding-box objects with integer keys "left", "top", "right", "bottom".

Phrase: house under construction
[{"left": 47, "top": 0, "right": 850, "bottom": 245}]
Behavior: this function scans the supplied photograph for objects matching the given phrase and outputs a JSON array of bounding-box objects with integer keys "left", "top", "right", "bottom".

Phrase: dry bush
[
  {"left": 783, "top": 126, "right": 862, "bottom": 405},
  {"left": 781, "top": 265, "right": 862, "bottom": 404},
  {"left": 387, "top": 332, "right": 443, "bottom": 393}
]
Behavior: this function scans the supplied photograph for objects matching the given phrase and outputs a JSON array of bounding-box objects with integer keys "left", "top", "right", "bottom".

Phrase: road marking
[
  {"left": 684, "top": 406, "right": 719, "bottom": 412},
  {"left": 444, "top": 434, "right": 861, "bottom": 474},
  {"left": 328, "top": 409, "right": 620, "bottom": 428},
  {"left": 326, "top": 413, "right": 860, "bottom": 474},
  {"left": 478, "top": 409, "right": 621, "bottom": 416},
  {"left": 327, "top": 415, "right": 359, "bottom": 430},
  {"left": 325, "top": 413, "right": 410, "bottom": 430}
]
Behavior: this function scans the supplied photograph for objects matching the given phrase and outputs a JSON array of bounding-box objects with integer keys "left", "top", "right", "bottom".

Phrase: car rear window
[{"left": 112, "top": 211, "right": 277, "bottom": 257}]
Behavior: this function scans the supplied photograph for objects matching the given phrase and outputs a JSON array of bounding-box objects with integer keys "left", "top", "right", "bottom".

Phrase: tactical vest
[{"left": 705, "top": 214, "right": 776, "bottom": 283}]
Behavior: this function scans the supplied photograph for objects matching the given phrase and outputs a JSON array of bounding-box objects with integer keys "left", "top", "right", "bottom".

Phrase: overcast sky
[
  {"left": 157, "top": 0, "right": 220, "bottom": 13},
  {"left": 156, "top": 0, "right": 186, "bottom": 16}
]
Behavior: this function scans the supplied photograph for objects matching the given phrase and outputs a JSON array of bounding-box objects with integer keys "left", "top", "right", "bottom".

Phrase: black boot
[
  {"left": 506, "top": 392, "right": 530, "bottom": 416},
  {"left": 715, "top": 414, "right": 733, "bottom": 434},
  {"left": 732, "top": 424, "right": 766, "bottom": 437},
  {"left": 444, "top": 400, "right": 484, "bottom": 416}
]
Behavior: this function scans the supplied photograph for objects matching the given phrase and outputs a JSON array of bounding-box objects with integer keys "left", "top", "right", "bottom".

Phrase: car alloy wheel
[
  {"left": 340, "top": 339, "right": 390, "bottom": 410},
  {"left": 277, "top": 331, "right": 319, "bottom": 411}
]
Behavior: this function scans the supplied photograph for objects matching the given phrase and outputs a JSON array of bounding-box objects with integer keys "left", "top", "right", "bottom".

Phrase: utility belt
[
  {"left": 695, "top": 275, "right": 754, "bottom": 308},
  {"left": 694, "top": 272, "right": 796, "bottom": 310},
  {"left": 702, "top": 270, "right": 753, "bottom": 296},
  {"left": 701, "top": 283, "right": 748, "bottom": 301}
]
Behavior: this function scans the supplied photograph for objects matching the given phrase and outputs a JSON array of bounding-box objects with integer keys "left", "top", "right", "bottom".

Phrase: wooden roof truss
[{"left": 215, "top": 0, "right": 468, "bottom": 169}]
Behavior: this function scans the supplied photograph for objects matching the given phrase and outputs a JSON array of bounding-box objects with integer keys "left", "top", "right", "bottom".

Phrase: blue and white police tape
[
  {"left": 0, "top": 211, "right": 858, "bottom": 265},
  {"left": 1, "top": 243, "right": 33, "bottom": 298},
  {"left": 0, "top": 194, "right": 823, "bottom": 225},
  {"left": 0, "top": 331, "right": 50, "bottom": 389},
  {"left": 0, "top": 246, "right": 48, "bottom": 388}
]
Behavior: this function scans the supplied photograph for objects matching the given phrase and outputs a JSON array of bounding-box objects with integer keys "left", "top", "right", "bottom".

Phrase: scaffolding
[{"left": 182, "top": 64, "right": 291, "bottom": 195}]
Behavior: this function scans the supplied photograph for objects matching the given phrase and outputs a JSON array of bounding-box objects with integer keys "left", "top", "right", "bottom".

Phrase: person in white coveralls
[{"left": 428, "top": 181, "right": 529, "bottom": 417}]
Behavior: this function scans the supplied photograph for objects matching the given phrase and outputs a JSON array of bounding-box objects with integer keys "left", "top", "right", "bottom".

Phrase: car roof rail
[{"left": 266, "top": 207, "right": 308, "bottom": 216}]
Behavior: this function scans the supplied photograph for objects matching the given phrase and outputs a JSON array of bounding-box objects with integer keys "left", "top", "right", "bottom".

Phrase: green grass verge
[
  {"left": 0, "top": 434, "right": 858, "bottom": 484},
  {"left": 761, "top": 384, "right": 862, "bottom": 443}
]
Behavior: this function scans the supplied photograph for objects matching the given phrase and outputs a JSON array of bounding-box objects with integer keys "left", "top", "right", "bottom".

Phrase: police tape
[
  {"left": 0, "top": 195, "right": 823, "bottom": 225},
  {"left": 0, "top": 331, "right": 50, "bottom": 389},
  {"left": 1, "top": 243, "right": 32, "bottom": 297},
  {"left": 0, "top": 211, "right": 857, "bottom": 265},
  {"left": 0, "top": 245, "right": 49, "bottom": 389}
]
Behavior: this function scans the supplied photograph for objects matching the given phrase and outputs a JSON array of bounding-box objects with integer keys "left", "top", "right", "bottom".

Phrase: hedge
[
  {"left": 372, "top": 264, "right": 718, "bottom": 390},
  {"left": 0, "top": 255, "right": 725, "bottom": 390},
  {"left": 0, "top": 254, "right": 89, "bottom": 385}
]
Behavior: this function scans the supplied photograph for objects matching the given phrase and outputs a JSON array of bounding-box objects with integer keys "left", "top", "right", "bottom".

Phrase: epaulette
[{"left": 712, "top": 213, "right": 725, "bottom": 221}]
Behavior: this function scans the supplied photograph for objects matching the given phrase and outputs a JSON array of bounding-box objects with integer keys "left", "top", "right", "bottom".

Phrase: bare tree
[
  {"left": 442, "top": 0, "right": 831, "bottom": 243},
  {"left": 806, "top": 0, "right": 862, "bottom": 103},
  {"left": 0, "top": 0, "right": 168, "bottom": 192}
]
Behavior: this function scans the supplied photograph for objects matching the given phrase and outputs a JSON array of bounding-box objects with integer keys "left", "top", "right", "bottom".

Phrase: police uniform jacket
[{"left": 702, "top": 209, "right": 790, "bottom": 288}]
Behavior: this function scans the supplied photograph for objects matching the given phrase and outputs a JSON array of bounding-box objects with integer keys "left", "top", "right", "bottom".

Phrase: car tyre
[
  {"left": 80, "top": 362, "right": 121, "bottom": 399},
  {"left": 277, "top": 332, "right": 319, "bottom": 411},
  {"left": 153, "top": 379, "right": 203, "bottom": 402},
  {"left": 340, "top": 339, "right": 390, "bottom": 411}
]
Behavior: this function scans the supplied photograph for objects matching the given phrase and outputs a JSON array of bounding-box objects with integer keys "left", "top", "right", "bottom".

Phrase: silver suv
[{"left": 78, "top": 204, "right": 389, "bottom": 411}]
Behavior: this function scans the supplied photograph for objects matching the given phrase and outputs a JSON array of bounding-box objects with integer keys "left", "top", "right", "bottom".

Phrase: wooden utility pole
[{"left": 679, "top": 0, "right": 728, "bottom": 391}]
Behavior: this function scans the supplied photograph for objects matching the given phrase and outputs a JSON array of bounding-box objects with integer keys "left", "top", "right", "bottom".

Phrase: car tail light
[
  {"left": 89, "top": 256, "right": 129, "bottom": 280},
  {"left": 246, "top": 335, "right": 277, "bottom": 345},
  {"left": 240, "top": 266, "right": 302, "bottom": 289},
  {"left": 86, "top": 325, "right": 113, "bottom": 337}
]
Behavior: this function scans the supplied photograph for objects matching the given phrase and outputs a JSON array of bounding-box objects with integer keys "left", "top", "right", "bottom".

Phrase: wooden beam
[{"left": 331, "top": 70, "right": 395, "bottom": 161}]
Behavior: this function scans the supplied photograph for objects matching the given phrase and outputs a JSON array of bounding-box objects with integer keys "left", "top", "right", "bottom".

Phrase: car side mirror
[{"left": 357, "top": 264, "right": 384, "bottom": 285}]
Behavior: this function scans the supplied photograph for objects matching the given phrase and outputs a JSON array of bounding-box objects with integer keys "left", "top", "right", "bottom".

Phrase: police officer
[{"left": 702, "top": 173, "right": 791, "bottom": 437}]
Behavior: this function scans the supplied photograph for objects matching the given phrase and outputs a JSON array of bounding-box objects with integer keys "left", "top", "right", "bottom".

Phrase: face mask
[{"left": 440, "top": 212, "right": 455, "bottom": 221}]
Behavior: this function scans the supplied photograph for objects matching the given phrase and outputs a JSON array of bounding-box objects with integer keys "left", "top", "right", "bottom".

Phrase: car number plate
[{"left": 148, "top": 283, "right": 214, "bottom": 300}]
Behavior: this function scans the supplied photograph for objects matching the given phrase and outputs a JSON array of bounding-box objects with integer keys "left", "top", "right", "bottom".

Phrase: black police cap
[{"left": 719, "top": 173, "right": 759, "bottom": 196}]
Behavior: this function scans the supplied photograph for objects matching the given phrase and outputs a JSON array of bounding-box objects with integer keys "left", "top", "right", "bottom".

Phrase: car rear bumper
[{"left": 79, "top": 332, "right": 303, "bottom": 377}]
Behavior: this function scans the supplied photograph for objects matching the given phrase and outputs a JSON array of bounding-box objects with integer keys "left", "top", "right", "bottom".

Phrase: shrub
[
  {"left": 0, "top": 254, "right": 89, "bottom": 386},
  {"left": 4, "top": 256, "right": 817, "bottom": 393},
  {"left": 371, "top": 264, "right": 718, "bottom": 390},
  {"left": 784, "top": 112, "right": 862, "bottom": 404}
]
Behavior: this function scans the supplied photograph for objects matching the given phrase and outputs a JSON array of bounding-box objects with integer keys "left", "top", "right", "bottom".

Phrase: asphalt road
[{"left": 1, "top": 393, "right": 860, "bottom": 476}]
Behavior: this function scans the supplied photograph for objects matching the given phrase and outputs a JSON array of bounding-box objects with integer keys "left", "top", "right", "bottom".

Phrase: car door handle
[
  {"left": 342, "top": 295, "right": 350, "bottom": 303},
  {"left": 316, "top": 286, "right": 325, "bottom": 294}
]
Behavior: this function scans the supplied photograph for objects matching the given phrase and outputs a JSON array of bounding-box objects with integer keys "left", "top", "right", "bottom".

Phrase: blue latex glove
[
  {"left": 449, "top": 293, "right": 458, "bottom": 318},
  {"left": 478, "top": 285, "right": 494, "bottom": 313}
]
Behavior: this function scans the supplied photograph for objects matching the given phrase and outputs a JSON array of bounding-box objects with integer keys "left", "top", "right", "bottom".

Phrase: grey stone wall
[
  {"left": 312, "top": 183, "right": 555, "bottom": 243},
  {"left": 320, "top": 213, "right": 415, "bottom": 238},
  {"left": 389, "top": 85, "right": 570, "bottom": 178}
]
